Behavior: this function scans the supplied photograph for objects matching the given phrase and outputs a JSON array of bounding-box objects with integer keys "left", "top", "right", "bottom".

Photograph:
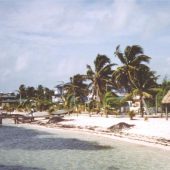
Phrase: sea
[{"left": 0, "top": 121, "right": 170, "bottom": 170}]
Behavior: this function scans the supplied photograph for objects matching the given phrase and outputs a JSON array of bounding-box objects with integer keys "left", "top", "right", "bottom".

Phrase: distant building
[
  {"left": 0, "top": 92, "right": 18, "bottom": 107},
  {"left": 52, "top": 83, "right": 70, "bottom": 103}
]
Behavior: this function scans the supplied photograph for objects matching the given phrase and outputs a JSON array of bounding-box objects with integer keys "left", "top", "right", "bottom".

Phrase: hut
[{"left": 162, "top": 90, "right": 170, "bottom": 120}]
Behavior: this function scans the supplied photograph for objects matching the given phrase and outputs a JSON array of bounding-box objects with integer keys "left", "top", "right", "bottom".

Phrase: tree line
[
  {"left": 61, "top": 45, "right": 170, "bottom": 117},
  {"left": 3, "top": 44, "right": 170, "bottom": 116}
]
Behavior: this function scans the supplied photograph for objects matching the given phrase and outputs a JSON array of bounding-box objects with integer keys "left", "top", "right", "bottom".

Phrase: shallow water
[{"left": 0, "top": 124, "right": 170, "bottom": 170}]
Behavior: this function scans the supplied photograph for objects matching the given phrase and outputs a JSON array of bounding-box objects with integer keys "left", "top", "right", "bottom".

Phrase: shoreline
[
  {"left": 23, "top": 124, "right": 170, "bottom": 151},
  {"left": 22, "top": 119, "right": 170, "bottom": 151},
  {"left": 2, "top": 113, "right": 170, "bottom": 151}
]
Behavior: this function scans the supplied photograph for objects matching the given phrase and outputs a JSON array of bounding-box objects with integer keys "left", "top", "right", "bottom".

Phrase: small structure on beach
[{"left": 162, "top": 90, "right": 170, "bottom": 120}]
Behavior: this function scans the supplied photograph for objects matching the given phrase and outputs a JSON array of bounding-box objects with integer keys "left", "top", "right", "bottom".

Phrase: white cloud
[
  {"left": 167, "top": 57, "right": 170, "bottom": 63},
  {"left": 1, "top": 0, "right": 169, "bottom": 43},
  {"left": 0, "top": 0, "right": 170, "bottom": 91},
  {"left": 0, "top": 69, "right": 11, "bottom": 82},
  {"left": 15, "top": 55, "right": 29, "bottom": 72}
]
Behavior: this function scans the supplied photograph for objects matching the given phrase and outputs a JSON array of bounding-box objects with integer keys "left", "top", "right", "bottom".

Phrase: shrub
[{"left": 128, "top": 111, "right": 135, "bottom": 120}]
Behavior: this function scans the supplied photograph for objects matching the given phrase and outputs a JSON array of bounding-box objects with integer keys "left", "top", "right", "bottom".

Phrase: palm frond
[
  {"left": 94, "top": 54, "right": 111, "bottom": 72},
  {"left": 131, "top": 55, "right": 151, "bottom": 65},
  {"left": 126, "top": 45, "right": 144, "bottom": 62},
  {"left": 142, "top": 92, "right": 152, "bottom": 98},
  {"left": 99, "top": 63, "right": 116, "bottom": 76},
  {"left": 121, "top": 93, "right": 133, "bottom": 103}
]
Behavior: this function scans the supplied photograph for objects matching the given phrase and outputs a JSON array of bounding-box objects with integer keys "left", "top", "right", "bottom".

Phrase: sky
[{"left": 0, "top": 0, "right": 170, "bottom": 92}]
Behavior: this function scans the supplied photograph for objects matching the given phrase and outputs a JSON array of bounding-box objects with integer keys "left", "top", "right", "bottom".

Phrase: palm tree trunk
[
  {"left": 142, "top": 98, "right": 149, "bottom": 115},
  {"left": 166, "top": 105, "right": 168, "bottom": 120},
  {"left": 127, "top": 70, "right": 138, "bottom": 89},
  {"left": 140, "top": 94, "right": 144, "bottom": 117}
]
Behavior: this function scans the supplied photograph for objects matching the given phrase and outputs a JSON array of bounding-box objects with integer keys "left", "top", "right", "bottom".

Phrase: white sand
[
  {"left": 2, "top": 112, "right": 170, "bottom": 150},
  {"left": 50, "top": 114, "right": 170, "bottom": 150},
  {"left": 58, "top": 114, "right": 170, "bottom": 138}
]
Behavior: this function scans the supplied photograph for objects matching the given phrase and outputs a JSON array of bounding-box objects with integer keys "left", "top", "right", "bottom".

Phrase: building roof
[{"left": 162, "top": 90, "right": 170, "bottom": 104}]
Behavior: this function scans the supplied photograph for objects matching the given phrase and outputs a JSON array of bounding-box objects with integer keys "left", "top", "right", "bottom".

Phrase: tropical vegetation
[{"left": 1, "top": 44, "right": 169, "bottom": 118}]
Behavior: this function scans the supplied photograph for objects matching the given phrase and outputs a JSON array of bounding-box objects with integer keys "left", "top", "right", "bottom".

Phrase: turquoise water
[{"left": 0, "top": 124, "right": 170, "bottom": 170}]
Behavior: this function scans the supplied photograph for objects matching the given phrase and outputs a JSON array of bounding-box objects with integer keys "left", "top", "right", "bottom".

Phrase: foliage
[
  {"left": 2, "top": 44, "right": 161, "bottom": 116},
  {"left": 63, "top": 74, "right": 88, "bottom": 109},
  {"left": 114, "top": 45, "right": 158, "bottom": 117},
  {"left": 114, "top": 45, "right": 150, "bottom": 91},
  {"left": 15, "top": 85, "right": 54, "bottom": 111},
  {"left": 86, "top": 54, "right": 116, "bottom": 104}
]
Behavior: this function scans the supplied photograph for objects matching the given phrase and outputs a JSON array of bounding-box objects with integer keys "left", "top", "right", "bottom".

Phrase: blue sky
[{"left": 0, "top": 0, "right": 170, "bottom": 92}]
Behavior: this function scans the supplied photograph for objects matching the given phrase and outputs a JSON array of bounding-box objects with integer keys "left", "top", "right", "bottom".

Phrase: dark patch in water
[
  {"left": 107, "top": 166, "right": 119, "bottom": 170},
  {"left": 0, "top": 164, "right": 45, "bottom": 170},
  {"left": 0, "top": 125, "right": 113, "bottom": 151}
]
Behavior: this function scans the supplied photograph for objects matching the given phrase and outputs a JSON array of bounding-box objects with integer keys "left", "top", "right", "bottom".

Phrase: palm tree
[
  {"left": 125, "top": 65, "right": 158, "bottom": 117},
  {"left": 114, "top": 45, "right": 159, "bottom": 117},
  {"left": 63, "top": 74, "right": 88, "bottom": 110},
  {"left": 26, "top": 86, "right": 35, "bottom": 99},
  {"left": 114, "top": 45, "right": 150, "bottom": 91},
  {"left": 18, "top": 84, "right": 27, "bottom": 100},
  {"left": 36, "top": 85, "right": 44, "bottom": 100},
  {"left": 86, "top": 54, "right": 116, "bottom": 105}
]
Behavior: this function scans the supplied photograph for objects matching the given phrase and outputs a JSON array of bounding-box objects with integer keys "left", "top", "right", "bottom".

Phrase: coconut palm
[
  {"left": 26, "top": 86, "right": 36, "bottom": 99},
  {"left": 63, "top": 74, "right": 88, "bottom": 109},
  {"left": 114, "top": 45, "right": 160, "bottom": 117},
  {"left": 18, "top": 84, "right": 27, "bottom": 99},
  {"left": 114, "top": 45, "right": 151, "bottom": 91},
  {"left": 86, "top": 54, "right": 116, "bottom": 104},
  {"left": 125, "top": 65, "right": 158, "bottom": 117},
  {"left": 36, "top": 85, "right": 44, "bottom": 100}
]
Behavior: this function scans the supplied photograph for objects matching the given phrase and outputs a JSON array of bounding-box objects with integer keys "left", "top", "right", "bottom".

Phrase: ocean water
[{"left": 0, "top": 123, "right": 170, "bottom": 170}]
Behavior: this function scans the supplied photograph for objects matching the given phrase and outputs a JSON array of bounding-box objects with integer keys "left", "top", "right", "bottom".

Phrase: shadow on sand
[{"left": 0, "top": 125, "right": 112, "bottom": 151}]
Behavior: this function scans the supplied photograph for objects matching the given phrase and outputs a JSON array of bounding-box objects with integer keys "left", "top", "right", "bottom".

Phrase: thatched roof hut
[
  {"left": 162, "top": 90, "right": 170, "bottom": 120},
  {"left": 162, "top": 90, "right": 170, "bottom": 104}
]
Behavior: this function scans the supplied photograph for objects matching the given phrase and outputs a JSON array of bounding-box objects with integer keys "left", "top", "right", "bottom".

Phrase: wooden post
[
  {"left": 166, "top": 105, "right": 168, "bottom": 120},
  {"left": 0, "top": 116, "right": 2, "bottom": 125},
  {"left": 14, "top": 116, "right": 18, "bottom": 124},
  {"left": 155, "top": 94, "right": 158, "bottom": 114}
]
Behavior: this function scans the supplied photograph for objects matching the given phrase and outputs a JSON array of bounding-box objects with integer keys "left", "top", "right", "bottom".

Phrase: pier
[{"left": 0, "top": 112, "right": 34, "bottom": 125}]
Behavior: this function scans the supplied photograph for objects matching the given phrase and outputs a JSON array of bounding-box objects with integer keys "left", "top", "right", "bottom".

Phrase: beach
[
  {"left": 7, "top": 112, "right": 169, "bottom": 151},
  {"left": 1, "top": 112, "right": 170, "bottom": 150}
]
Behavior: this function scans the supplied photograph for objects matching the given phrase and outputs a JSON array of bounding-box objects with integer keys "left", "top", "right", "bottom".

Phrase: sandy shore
[
  {"left": 2, "top": 112, "right": 170, "bottom": 150},
  {"left": 32, "top": 113, "right": 170, "bottom": 150}
]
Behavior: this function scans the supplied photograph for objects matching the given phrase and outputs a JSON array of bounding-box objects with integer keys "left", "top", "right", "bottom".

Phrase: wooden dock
[{"left": 0, "top": 112, "right": 34, "bottom": 125}]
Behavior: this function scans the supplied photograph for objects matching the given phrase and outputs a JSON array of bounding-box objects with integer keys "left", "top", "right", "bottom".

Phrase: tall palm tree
[
  {"left": 114, "top": 45, "right": 159, "bottom": 117},
  {"left": 114, "top": 45, "right": 150, "bottom": 91},
  {"left": 86, "top": 54, "right": 116, "bottom": 104},
  {"left": 126, "top": 65, "right": 158, "bottom": 117}
]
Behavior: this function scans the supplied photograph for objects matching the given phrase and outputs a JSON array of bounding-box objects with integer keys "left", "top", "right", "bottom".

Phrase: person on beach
[{"left": 29, "top": 108, "right": 35, "bottom": 117}]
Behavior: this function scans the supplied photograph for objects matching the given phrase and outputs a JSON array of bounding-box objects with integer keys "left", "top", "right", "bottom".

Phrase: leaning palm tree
[
  {"left": 114, "top": 45, "right": 151, "bottom": 91},
  {"left": 86, "top": 54, "right": 116, "bottom": 104}
]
